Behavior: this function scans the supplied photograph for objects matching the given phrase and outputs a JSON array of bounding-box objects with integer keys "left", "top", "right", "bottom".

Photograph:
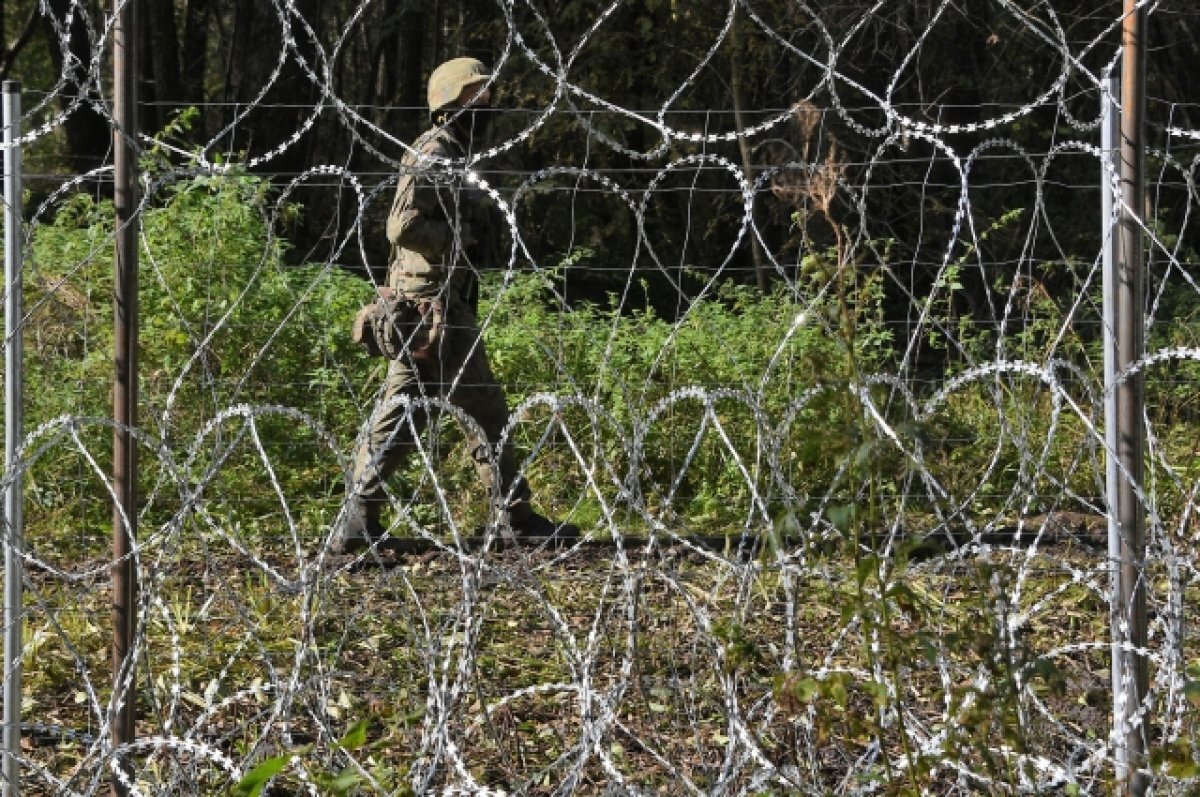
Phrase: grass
[{"left": 21, "top": 522, "right": 1178, "bottom": 796}]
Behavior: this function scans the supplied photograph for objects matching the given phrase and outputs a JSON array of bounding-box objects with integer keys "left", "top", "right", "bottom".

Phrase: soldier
[{"left": 332, "top": 57, "right": 576, "bottom": 553}]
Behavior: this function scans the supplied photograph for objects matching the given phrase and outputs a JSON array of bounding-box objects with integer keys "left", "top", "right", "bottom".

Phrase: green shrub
[
  {"left": 23, "top": 172, "right": 1141, "bottom": 542},
  {"left": 480, "top": 262, "right": 896, "bottom": 532},
  {"left": 25, "top": 170, "right": 374, "bottom": 547}
]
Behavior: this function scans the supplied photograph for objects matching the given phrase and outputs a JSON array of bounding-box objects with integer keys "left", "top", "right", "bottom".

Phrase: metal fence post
[
  {"left": 1114, "top": 1, "right": 1149, "bottom": 792},
  {"left": 112, "top": 0, "right": 139, "bottom": 792},
  {"left": 2, "top": 79, "right": 22, "bottom": 797},
  {"left": 1102, "top": 69, "right": 1131, "bottom": 793}
]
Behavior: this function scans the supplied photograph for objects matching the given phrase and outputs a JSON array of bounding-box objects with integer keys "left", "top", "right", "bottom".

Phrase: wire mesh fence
[{"left": 4, "top": 0, "right": 1200, "bottom": 794}]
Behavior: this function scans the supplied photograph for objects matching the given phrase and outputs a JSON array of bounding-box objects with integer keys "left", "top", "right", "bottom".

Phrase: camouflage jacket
[{"left": 385, "top": 122, "right": 497, "bottom": 304}]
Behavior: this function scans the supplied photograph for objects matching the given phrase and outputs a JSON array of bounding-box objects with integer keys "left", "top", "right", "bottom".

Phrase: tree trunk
[
  {"left": 181, "top": 0, "right": 212, "bottom": 137},
  {"left": 142, "top": 0, "right": 183, "bottom": 134},
  {"left": 379, "top": 0, "right": 426, "bottom": 138},
  {"left": 730, "top": 9, "right": 769, "bottom": 292},
  {"left": 397, "top": 7, "right": 426, "bottom": 107},
  {"left": 0, "top": 4, "right": 43, "bottom": 80},
  {"left": 41, "top": 0, "right": 110, "bottom": 174},
  {"left": 461, "top": 0, "right": 498, "bottom": 63},
  {"left": 224, "top": 0, "right": 323, "bottom": 172}
]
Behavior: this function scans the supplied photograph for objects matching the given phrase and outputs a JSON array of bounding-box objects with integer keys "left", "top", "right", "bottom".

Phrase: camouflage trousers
[{"left": 349, "top": 299, "right": 532, "bottom": 519}]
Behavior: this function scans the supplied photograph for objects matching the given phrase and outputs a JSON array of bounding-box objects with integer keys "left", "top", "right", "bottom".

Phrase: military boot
[
  {"left": 330, "top": 498, "right": 387, "bottom": 554},
  {"left": 509, "top": 510, "right": 580, "bottom": 539}
]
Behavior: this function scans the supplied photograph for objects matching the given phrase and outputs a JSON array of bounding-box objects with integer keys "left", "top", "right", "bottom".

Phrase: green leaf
[
  {"left": 862, "top": 679, "right": 890, "bottom": 708},
  {"left": 337, "top": 718, "right": 369, "bottom": 750},
  {"left": 853, "top": 439, "right": 876, "bottom": 468},
  {"left": 827, "top": 503, "right": 856, "bottom": 531},
  {"left": 232, "top": 754, "right": 291, "bottom": 797},
  {"left": 828, "top": 678, "right": 849, "bottom": 708},
  {"left": 794, "top": 677, "right": 820, "bottom": 702},
  {"left": 777, "top": 675, "right": 820, "bottom": 703},
  {"left": 1166, "top": 759, "right": 1199, "bottom": 779},
  {"left": 1183, "top": 680, "right": 1200, "bottom": 709},
  {"left": 855, "top": 554, "right": 878, "bottom": 587},
  {"left": 323, "top": 768, "right": 364, "bottom": 795},
  {"left": 1152, "top": 741, "right": 1199, "bottom": 778}
]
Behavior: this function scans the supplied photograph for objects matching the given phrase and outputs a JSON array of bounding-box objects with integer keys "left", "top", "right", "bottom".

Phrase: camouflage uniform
[
  {"left": 329, "top": 57, "right": 576, "bottom": 554},
  {"left": 347, "top": 119, "right": 532, "bottom": 520}
]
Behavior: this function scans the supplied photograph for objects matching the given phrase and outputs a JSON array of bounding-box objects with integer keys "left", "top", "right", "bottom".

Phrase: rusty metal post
[
  {"left": 1114, "top": 1, "right": 1148, "bottom": 794},
  {"left": 111, "top": 0, "right": 139, "bottom": 794}
]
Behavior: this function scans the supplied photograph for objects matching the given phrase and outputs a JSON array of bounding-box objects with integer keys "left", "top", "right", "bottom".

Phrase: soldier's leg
[
  {"left": 455, "top": 360, "right": 578, "bottom": 537},
  {"left": 461, "top": 386, "right": 532, "bottom": 521},
  {"left": 350, "top": 357, "right": 435, "bottom": 500},
  {"left": 444, "top": 311, "right": 532, "bottom": 520},
  {"left": 340, "top": 357, "right": 435, "bottom": 549}
]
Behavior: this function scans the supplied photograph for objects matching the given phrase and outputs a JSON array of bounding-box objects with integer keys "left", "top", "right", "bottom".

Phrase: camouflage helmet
[{"left": 427, "top": 57, "right": 492, "bottom": 113}]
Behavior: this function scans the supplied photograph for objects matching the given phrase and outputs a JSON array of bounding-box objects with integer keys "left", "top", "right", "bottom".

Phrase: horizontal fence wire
[{"left": 4, "top": 1, "right": 1200, "bottom": 795}]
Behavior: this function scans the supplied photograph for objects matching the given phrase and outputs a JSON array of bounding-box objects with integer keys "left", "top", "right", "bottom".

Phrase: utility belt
[{"left": 351, "top": 286, "right": 445, "bottom": 363}]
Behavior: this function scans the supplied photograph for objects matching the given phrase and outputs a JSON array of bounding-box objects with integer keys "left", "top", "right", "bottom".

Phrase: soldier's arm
[
  {"left": 386, "top": 194, "right": 451, "bottom": 259},
  {"left": 386, "top": 140, "right": 460, "bottom": 258}
]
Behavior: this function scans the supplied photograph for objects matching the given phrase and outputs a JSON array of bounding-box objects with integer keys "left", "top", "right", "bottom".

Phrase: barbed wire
[{"left": 5, "top": 0, "right": 1200, "bottom": 795}]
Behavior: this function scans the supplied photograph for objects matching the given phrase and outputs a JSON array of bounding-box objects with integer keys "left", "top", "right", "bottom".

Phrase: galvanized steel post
[{"left": 2, "top": 79, "right": 22, "bottom": 797}]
